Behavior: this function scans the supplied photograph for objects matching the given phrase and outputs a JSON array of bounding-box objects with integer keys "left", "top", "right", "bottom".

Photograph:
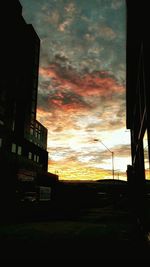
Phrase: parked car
[{"left": 21, "top": 191, "right": 37, "bottom": 203}]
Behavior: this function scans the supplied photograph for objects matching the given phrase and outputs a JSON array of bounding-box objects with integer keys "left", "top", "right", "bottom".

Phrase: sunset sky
[{"left": 20, "top": 0, "right": 131, "bottom": 181}]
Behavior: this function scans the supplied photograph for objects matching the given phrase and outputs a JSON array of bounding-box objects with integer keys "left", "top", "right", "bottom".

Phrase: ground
[{"left": 0, "top": 180, "right": 150, "bottom": 264}]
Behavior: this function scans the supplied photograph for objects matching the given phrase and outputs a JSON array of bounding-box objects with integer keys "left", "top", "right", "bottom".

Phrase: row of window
[
  {"left": 28, "top": 151, "right": 39, "bottom": 163},
  {"left": 0, "top": 138, "right": 41, "bottom": 165},
  {"left": 30, "top": 127, "right": 41, "bottom": 140},
  {"left": 11, "top": 143, "right": 40, "bottom": 163},
  {"left": 12, "top": 143, "right": 22, "bottom": 155}
]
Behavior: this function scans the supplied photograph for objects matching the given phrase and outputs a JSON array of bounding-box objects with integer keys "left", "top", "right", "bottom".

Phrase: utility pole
[{"left": 94, "top": 139, "right": 115, "bottom": 180}]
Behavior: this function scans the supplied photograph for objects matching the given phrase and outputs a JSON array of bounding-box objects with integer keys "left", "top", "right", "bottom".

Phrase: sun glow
[{"left": 48, "top": 160, "right": 113, "bottom": 181}]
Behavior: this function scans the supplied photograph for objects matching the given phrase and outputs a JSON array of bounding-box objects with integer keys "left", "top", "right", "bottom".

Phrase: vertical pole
[{"left": 112, "top": 152, "right": 114, "bottom": 180}]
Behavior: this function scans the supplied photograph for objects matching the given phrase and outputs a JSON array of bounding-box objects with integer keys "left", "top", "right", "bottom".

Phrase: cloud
[
  {"left": 39, "top": 64, "right": 124, "bottom": 99},
  {"left": 47, "top": 158, "right": 113, "bottom": 181},
  {"left": 111, "top": 0, "right": 124, "bottom": 10},
  {"left": 54, "top": 53, "right": 69, "bottom": 64},
  {"left": 21, "top": 0, "right": 126, "bottom": 82},
  {"left": 98, "top": 26, "right": 117, "bottom": 40},
  {"left": 88, "top": 23, "right": 117, "bottom": 41},
  {"left": 113, "top": 144, "right": 131, "bottom": 157},
  {"left": 48, "top": 90, "right": 93, "bottom": 112},
  {"left": 58, "top": 18, "right": 73, "bottom": 32},
  {"left": 38, "top": 63, "right": 125, "bottom": 139},
  {"left": 37, "top": 60, "right": 126, "bottom": 151},
  {"left": 44, "top": 9, "right": 60, "bottom": 25},
  {"left": 21, "top": 0, "right": 129, "bottom": 181}
]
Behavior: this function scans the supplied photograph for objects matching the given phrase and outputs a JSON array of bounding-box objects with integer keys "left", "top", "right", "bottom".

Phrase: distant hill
[{"left": 96, "top": 179, "right": 127, "bottom": 185}]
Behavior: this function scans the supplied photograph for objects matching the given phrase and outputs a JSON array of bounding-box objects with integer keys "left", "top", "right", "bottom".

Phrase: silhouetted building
[
  {"left": 126, "top": 1, "right": 150, "bottom": 227},
  {"left": 0, "top": 1, "right": 58, "bottom": 214}
]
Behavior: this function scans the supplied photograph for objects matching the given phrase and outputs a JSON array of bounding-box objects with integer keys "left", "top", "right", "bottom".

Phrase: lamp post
[
  {"left": 115, "top": 169, "right": 120, "bottom": 180},
  {"left": 94, "top": 139, "right": 115, "bottom": 180}
]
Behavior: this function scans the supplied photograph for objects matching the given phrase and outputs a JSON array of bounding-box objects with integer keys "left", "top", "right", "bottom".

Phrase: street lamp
[
  {"left": 115, "top": 169, "right": 120, "bottom": 180},
  {"left": 94, "top": 139, "right": 115, "bottom": 180}
]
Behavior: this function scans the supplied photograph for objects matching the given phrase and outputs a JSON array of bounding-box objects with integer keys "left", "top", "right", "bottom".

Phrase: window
[
  {"left": 17, "top": 146, "right": 22, "bottom": 155},
  {"left": 144, "top": 130, "right": 150, "bottom": 180},
  {"left": 12, "top": 119, "right": 15, "bottom": 131},
  {"left": 35, "top": 131, "right": 38, "bottom": 138},
  {"left": 37, "top": 155, "right": 39, "bottom": 163},
  {"left": 11, "top": 143, "right": 16, "bottom": 153},
  {"left": 39, "top": 187, "right": 51, "bottom": 201},
  {"left": 12, "top": 102, "right": 16, "bottom": 131},
  {"left": 30, "top": 127, "right": 34, "bottom": 135},
  {"left": 34, "top": 154, "right": 37, "bottom": 162},
  {"left": 28, "top": 152, "right": 32, "bottom": 160}
]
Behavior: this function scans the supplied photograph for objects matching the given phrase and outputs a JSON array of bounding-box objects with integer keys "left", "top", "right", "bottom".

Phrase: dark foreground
[{"left": 1, "top": 180, "right": 150, "bottom": 264}]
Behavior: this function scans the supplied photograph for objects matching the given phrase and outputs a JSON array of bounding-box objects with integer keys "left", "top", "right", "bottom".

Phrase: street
[{"left": 0, "top": 180, "right": 150, "bottom": 264}]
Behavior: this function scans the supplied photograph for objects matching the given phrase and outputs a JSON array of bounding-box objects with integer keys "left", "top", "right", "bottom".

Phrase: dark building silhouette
[
  {"left": 0, "top": 1, "right": 58, "bottom": 214},
  {"left": 126, "top": 1, "right": 150, "bottom": 228}
]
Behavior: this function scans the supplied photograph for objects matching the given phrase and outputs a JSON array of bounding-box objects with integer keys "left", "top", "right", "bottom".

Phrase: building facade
[
  {"left": 126, "top": 1, "right": 150, "bottom": 226},
  {"left": 0, "top": 1, "right": 58, "bottom": 214}
]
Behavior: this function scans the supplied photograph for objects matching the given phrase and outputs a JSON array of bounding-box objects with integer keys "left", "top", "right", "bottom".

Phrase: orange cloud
[
  {"left": 50, "top": 100, "right": 87, "bottom": 112},
  {"left": 39, "top": 66, "right": 58, "bottom": 80},
  {"left": 48, "top": 159, "right": 111, "bottom": 181},
  {"left": 48, "top": 159, "right": 127, "bottom": 181},
  {"left": 39, "top": 65, "right": 124, "bottom": 99},
  {"left": 37, "top": 64, "right": 128, "bottom": 182}
]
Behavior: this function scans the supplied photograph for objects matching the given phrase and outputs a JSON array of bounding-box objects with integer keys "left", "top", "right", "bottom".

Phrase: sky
[{"left": 20, "top": 0, "right": 131, "bottom": 181}]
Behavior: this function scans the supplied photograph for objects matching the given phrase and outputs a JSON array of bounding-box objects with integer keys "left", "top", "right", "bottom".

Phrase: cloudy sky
[{"left": 20, "top": 0, "right": 131, "bottom": 181}]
